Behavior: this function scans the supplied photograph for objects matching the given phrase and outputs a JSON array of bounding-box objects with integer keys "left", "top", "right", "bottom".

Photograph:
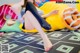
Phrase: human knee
[{"left": 26, "top": 10, "right": 31, "bottom": 14}]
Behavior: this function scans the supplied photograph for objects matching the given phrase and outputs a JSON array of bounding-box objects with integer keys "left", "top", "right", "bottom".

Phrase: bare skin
[
  {"left": 10, "top": 0, "right": 55, "bottom": 51},
  {"left": 28, "top": 0, "right": 59, "bottom": 18},
  {"left": 7, "top": 19, "right": 16, "bottom": 26},
  {"left": 0, "top": 19, "right": 16, "bottom": 36},
  {"left": 41, "top": 10, "right": 58, "bottom": 18},
  {"left": 0, "top": 0, "right": 56, "bottom": 51},
  {"left": 23, "top": 11, "right": 53, "bottom": 51},
  {"left": 0, "top": 32, "right": 4, "bottom": 36}
]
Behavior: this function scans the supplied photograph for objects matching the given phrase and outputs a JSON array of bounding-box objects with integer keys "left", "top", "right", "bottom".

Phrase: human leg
[{"left": 23, "top": 11, "right": 53, "bottom": 51}]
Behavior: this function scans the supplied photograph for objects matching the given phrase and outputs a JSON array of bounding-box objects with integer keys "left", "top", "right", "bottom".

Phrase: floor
[{"left": 0, "top": 30, "right": 80, "bottom": 53}]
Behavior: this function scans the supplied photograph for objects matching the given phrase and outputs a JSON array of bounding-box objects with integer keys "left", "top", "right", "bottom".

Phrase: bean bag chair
[
  {"left": 76, "top": 0, "right": 80, "bottom": 12},
  {"left": 20, "top": 2, "right": 69, "bottom": 32},
  {"left": 40, "top": 2, "right": 68, "bottom": 30}
]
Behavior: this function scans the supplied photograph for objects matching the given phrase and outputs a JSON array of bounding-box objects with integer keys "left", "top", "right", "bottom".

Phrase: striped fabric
[{"left": 0, "top": 4, "right": 18, "bottom": 29}]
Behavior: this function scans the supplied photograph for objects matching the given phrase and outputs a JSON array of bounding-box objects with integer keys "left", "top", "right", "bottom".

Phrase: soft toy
[{"left": 62, "top": 7, "right": 80, "bottom": 30}]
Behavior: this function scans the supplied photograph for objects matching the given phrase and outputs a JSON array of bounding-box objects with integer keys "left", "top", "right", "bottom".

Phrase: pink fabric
[{"left": 0, "top": 4, "right": 18, "bottom": 29}]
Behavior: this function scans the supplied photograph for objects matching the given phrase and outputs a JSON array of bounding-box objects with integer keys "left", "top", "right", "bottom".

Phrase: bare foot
[
  {"left": 7, "top": 19, "right": 16, "bottom": 26},
  {"left": 0, "top": 32, "right": 4, "bottom": 37},
  {"left": 45, "top": 45, "right": 53, "bottom": 52},
  {"left": 44, "top": 42, "right": 53, "bottom": 52}
]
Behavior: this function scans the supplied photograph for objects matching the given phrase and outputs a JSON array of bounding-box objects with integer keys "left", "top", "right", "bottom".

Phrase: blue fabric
[
  {"left": 36, "top": 0, "right": 49, "bottom": 7},
  {"left": 21, "top": 9, "right": 26, "bottom": 16},
  {"left": 25, "top": 2, "right": 51, "bottom": 30}
]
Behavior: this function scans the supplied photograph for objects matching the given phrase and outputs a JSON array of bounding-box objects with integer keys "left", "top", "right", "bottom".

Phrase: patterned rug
[{"left": 0, "top": 31, "right": 80, "bottom": 53}]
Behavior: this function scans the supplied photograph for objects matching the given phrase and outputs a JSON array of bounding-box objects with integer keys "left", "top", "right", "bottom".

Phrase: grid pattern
[{"left": 0, "top": 31, "right": 80, "bottom": 53}]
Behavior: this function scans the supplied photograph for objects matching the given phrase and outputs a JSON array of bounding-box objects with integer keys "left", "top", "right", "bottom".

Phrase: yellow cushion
[
  {"left": 40, "top": 2, "right": 69, "bottom": 31},
  {"left": 20, "top": 2, "right": 69, "bottom": 33},
  {"left": 76, "top": 0, "right": 80, "bottom": 12}
]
